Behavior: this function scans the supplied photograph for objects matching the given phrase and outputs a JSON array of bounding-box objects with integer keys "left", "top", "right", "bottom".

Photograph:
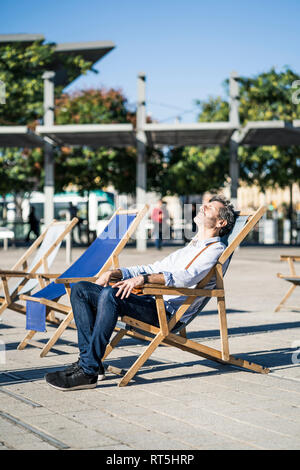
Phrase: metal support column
[
  {"left": 229, "top": 71, "right": 240, "bottom": 208},
  {"left": 136, "top": 72, "right": 147, "bottom": 251},
  {"left": 42, "top": 71, "right": 55, "bottom": 226}
]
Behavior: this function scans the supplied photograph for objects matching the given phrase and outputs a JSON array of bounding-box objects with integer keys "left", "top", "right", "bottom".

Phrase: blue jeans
[{"left": 70, "top": 281, "right": 167, "bottom": 375}]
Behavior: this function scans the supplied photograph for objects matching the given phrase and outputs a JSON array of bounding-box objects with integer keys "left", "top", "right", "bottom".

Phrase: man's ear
[{"left": 217, "top": 219, "right": 227, "bottom": 230}]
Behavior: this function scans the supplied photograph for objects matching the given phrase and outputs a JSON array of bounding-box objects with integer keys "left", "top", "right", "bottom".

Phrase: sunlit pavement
[{"left": 1, "top": 244, "right": 300, "bottom": 450}]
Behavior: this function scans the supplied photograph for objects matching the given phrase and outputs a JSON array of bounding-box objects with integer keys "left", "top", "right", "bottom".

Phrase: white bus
[{"left": 0, "top": 190, "right": 115, "bottom": 242}]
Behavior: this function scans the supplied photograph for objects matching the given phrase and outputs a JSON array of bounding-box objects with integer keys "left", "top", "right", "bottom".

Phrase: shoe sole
[
  {"left": 45, "top": 380, "right": 97, "bottom": 392},
  {"left": 45, "top": 374, "right": 105, "bottom": 392}
]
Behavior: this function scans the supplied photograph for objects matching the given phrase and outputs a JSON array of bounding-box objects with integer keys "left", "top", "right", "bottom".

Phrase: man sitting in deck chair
[{"left": 45, "top": 195, "right": 235, "bottom": 391}]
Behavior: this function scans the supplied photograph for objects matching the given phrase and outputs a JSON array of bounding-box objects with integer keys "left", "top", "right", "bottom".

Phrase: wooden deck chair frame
[
  {"left": 0, "top": 218, "right": 78, "bottom": 318},
  {"left": 274, "top": 255, "right": 300, "bottom": 312},
  {"left": 18, "top": 205, "right": 149, "bottom": 356},
  {"left": 101, "top": 205, "right": 270, "bottom": 387}
]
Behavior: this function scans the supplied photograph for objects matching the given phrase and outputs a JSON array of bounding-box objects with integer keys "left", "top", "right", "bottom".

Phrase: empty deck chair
[
  {"left": 103, "top": 205, "right": 269, "bottom": 387},
  {"left": 0, "top": 218, "right": 78, "bottom": 319},
  {"left": 274, "top": 255, "right": 300, "bottom": 312},
  {"left": 18, "top": 205, "right": 149, "bottom": 356}
]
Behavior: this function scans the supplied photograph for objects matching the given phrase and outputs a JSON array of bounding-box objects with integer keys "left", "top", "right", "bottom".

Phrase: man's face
[{"left": 194, "top": 200, "right": 225, "bottom": 231}]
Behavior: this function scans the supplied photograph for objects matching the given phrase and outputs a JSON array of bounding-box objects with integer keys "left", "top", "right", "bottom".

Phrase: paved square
[{"left": 1, "top": 244, "right": 300, "bottom": 449}]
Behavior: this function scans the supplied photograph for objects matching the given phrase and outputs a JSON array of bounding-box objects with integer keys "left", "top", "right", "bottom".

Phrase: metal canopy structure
[
  {"left": 144, "top": 122, "right": 236, "bottom": 147},
  {"left": 0, "top": 33, "right": 45, "bottom": 44},
  {"left": 52, "top": 41, "right": 115, "bottom": 87},
  {"left": 0, "top": 34, "right": 115, "bottom": 88},
  {"left": 36, "top": 123, "right": 136, "bottom": 147},
  {"left": 238, "top": 120, "right": 300, "bottom": 146},
  {"left": 0, "top": 126, "right": 44, "bottom": 147},
  {"left": 0, "top": 33, "right": 116, "bottom": 227}
]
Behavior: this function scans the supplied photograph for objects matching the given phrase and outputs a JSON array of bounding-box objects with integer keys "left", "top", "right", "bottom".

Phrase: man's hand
[
  {"left": 95, "top": 269, "right": 122, "bottom": 287},
  {"left": 112, "top": 275, "right": 144, "bottom": 299},
  {"left": 95, "top": 271, "right": 113, "bottom": 287}
]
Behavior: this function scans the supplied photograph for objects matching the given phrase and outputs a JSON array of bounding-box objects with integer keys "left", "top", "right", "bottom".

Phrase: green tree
[
  {"left": 237, "top": 67, "right": 300, "bottom": 242},
  {"left": 0, "top": 40, "right": 92, "bottom": 126},
  {"left": 164, "top": 96, "right": 231, "bottom": 198},
  {"left": 54, "top": 89, "right": 164, "bottom": 196},
  {"left": 0, "top": 39, "right": 93, "bottom": 205},
  {"left": 161, "top": 145, "right": 229, "bottom": 198}
]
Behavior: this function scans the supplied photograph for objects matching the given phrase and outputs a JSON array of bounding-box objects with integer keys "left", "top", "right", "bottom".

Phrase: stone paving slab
[{"left": 0, "top": 244, "right": 300, "bottom": 450}]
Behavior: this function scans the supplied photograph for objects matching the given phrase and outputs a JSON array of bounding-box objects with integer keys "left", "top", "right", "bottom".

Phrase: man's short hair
[{"left": 209, "top": 195, "right": 236, "bottom": 237}]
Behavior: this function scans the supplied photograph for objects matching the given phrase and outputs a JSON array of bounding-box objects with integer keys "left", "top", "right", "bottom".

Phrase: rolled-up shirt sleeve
[{"left": 120, "top": 259, "right": 165, "bottom": 280}]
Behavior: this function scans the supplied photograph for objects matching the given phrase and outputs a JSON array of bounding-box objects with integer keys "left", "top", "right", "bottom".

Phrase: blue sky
[{"left": 2, "top": 0, "right": 300, "bottom": 122}]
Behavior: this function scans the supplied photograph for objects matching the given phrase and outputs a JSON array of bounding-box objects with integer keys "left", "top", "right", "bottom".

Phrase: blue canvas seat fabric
[{"left": 26, "top": 214, "right": 136, "bottom": 332}]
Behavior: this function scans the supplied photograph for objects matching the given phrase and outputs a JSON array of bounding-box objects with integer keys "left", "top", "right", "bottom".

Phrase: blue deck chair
[
  {"left": 102, "top": 206, "right": 270, "bottom": 387},
  {"left": 18, "top": 205, "right": 149, "bottom": 357},
  {"left": 0, "top": 218, "right": 78, "bottom": 318}
]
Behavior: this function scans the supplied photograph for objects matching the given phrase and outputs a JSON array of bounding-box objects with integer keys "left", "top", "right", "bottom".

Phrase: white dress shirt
[{"left": 120, "top": 236, "right": 228, "bottom": 324}]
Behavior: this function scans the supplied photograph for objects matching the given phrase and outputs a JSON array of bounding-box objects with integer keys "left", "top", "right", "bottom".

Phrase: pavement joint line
[
  {"left": 270, "top": 373, "right": 300, "bottom": 383},
  {"left": 0, "top": 387, "right": 43, "bottom": 407},
  {"left": 91, "top": 392, "right": 262, "bottom": 450},
  {"left": 135, "top": 398, "right": 292, "bottom": 446},
  {"left": 48, "top": 393, "right": 187, "bottom": 450},
  {"left": 0, "top": 411, "right": 70, "bottom": 450}
]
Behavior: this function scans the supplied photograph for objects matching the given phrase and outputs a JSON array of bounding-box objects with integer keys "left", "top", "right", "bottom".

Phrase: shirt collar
[{"left": 190, "top": 236, "right": 221, "bottom": 246}]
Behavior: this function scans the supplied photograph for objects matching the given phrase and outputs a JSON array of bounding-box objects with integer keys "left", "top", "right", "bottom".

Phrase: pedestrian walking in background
[
  {"left": 25, "top": 207, "right": 39, "bottom": 242},
  {"left": 151, "top": 199, "right": 169, "bottom": 250}
]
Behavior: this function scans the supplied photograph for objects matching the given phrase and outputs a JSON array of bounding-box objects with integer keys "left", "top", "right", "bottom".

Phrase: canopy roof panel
[
  {"left": 238, "top": 120, "right": 300, "bottom": 146},
  {"left": 144, "top": 122, "right": 236, "bottom": 147},
  {"left": 0, "top": 34, "right": 115, "bottom": 88},
  {"left": 0, "top": 33, "right": 45, "bottom": 44},
  {"left": 0, "top": 126, "right": 45, "bottom": 147},
  {"left": 52, "top": 41, "right": 115, "bottom": 87},
  {"left": 36, "top": 124, "right": 136, "bottom": 147}
]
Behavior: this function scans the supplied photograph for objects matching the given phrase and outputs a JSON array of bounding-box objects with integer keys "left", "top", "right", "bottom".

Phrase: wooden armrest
[
  {"left": 0, "top": 271, "right": 60, "bottom": 279},
  {"left": 34, "top": 273, "right": 61, "bottom": 279},
  {"left": 55, "top": 276, "right": 97, "bottom": 284},
  {"left": 277, "top": 273, "right": 300, "bottom": 279},
  {"left": 0, "top": 270, "right": 35, "bottom": 278},
  {"left": 142, "top": 283, "right": 224, "bottom": 297},
  {"left": 280, "top": 255, "right": 300, "bottom": 261}
]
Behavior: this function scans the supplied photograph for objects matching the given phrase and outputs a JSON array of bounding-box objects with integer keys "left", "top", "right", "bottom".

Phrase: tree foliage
[
  {"left": 236, "top": 67, "right": 300, "bottom": 191},
  {"left": 54, "top": 89, "right": 164, "bottom": 195},
  {"left": 0, "top": 42, "right": 164, "bottom": 198},
  {"left": 161, "top": 146, "right": 229, "bottom": 197},
  {"left": 0, "top": 40, "right": 92, "bottom": 126},
  {"left": 0, "top": 40, "right": 92, "bottom": 198},
  {"left": 165, "top": 67, "right": 300, "bottom": 199},
  {"left": 164, "top": 96, "right": 230, "bottom": 197}
]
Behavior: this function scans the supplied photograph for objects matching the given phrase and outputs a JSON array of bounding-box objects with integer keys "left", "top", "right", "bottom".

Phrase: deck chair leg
[
  {"left": 0, "top": 300, "right": 8, "bottom": 316},
  {"left": 40, "top": 311, "right": 73, "bottom": 358},
  {"left": 215, "top": 264, "right": 229, "bottom": 360},
  {"left": 17, "top": 330, "right": 36, "bottom": 350},
  {"left": 179, "top": 327, "right": 187, "bottom": 338},
  {"left": 274, "top": 284, "right": 296, "bottom": 312},
  {"left": 118, "top": 332, "right": 165, "bottom": 387},
  {"left": 217, "top": 296, "right": 230, "bottom": 361},
  {"left": 164, "top": 334, "right": 269, "bottom": 375}
]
